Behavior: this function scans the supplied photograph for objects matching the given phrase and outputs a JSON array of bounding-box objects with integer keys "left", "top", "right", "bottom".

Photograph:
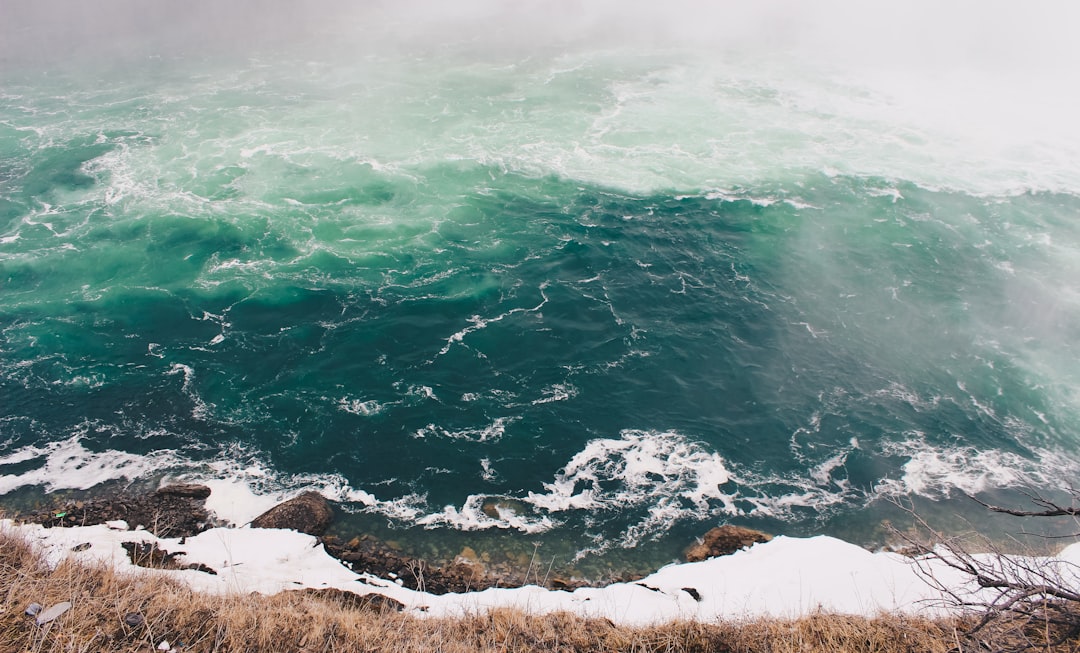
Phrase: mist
[
  {"left": 3, "top": 0, "right": 1078, "bottom": 187},
  {"left": 3, "top": 1, "right": 1078, "bottom": 75}
]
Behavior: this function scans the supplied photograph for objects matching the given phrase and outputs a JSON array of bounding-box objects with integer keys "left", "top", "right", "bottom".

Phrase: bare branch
[
  {"left": 970, "top": 489, "right": 1080, "bottom": 518},
  {"left": 885, "top": 495, "right": 1080, "bottom": 652}
]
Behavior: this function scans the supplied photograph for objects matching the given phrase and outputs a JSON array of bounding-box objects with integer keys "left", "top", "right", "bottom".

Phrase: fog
[
  {"left": 3, "top": 1, "right": 1078, "bottom": 175},
  {"left": 3, "top": 0, "right": 1078, "bottom": 75}
]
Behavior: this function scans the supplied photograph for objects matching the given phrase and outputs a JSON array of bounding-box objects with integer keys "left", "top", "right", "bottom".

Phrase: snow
[{"left": 4, "top": 519, "right": 1077, "bottom": 626}]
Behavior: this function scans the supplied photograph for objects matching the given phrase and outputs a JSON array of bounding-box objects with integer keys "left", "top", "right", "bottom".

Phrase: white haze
[{"left": 4, "top": 1, "right": 1077, "bottom": 156}]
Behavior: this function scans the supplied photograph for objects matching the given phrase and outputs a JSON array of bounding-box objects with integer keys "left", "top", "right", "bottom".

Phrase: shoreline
[
  {"left": 9, "top": 516, "right": 1078, "bottom": 626},
  {"left": 5, "top": 483, "right": 1080, "bottom": 625},
  {"left": 6, "top": 483, "right": 702, "bottom": 595}
]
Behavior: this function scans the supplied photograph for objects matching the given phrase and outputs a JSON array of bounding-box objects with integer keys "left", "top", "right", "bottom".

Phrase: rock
[
  {"left": 296, "top": 588, "right": 404, "bottom": 612},
  {"left": 31, "top": 489, "right": 214, "bottom": 538},
  {"left": 123, "top": 612, "right": 145, "bottom": 628},
  {"left": 156, "top": 484, "right": 212, "bottom": 499},
  {"left": 549, "top": 577, "right": 572, "bottom": 590},
  {"left": 456, "top": 546, "right": 479, "bottom": 563},
  {"left": 480, "top": 498, "right": 526, "bottom": 520},
  {"left": 683, "top": 525, "right": 772, "bottom": 562},
  {"left": 25, "top": 603, "right": 42, "bottom": 617},
  {"left": 35, "top": 601, "right": 72, "bottom": 626},
  {"left": 250, "top": 491, "right": 334, "bottom": 536}
]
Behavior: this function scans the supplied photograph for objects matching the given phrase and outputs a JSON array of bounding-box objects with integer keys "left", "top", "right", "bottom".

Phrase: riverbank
[
  {"left": 8, "top": 483, "right": 1080, "bottom": 621},
  {"left": 1, "top": 523, "right": 970, "bottom": 652},
  {"left": 5, "top": 483, "right": 1080, "bottom": 650}
]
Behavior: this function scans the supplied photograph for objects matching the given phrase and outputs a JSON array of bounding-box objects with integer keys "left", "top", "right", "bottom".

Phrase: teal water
[{"left": 3, "top": 10, "right": 1080, "bottom": 573}]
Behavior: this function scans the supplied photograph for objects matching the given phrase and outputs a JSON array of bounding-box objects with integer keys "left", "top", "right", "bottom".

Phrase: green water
[{"left": 2, "top": 23, "right": 1080, "bottom": 574}]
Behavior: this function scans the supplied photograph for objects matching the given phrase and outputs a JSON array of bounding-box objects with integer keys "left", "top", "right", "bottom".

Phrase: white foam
[
  {"left": 175, "top": 457, "right": 429, "bottom": 526},
  {"left": 0, "top": 435, "right": 183, "bottom": 495},
  {"left": 530, "top": 383, "right": 577, "bottom": 405},
  {"left": 336, "top": 397, "right": 387, "bottom": 416},
  {"left": 436, "top": 287, "right": 549, "bottom": 357},
  {"left": 413, "top": 417, "right": 515, "bottom": 443},
  {"left": 165, "top": 363, "right": 210, "bottom": 420},
  {"left": 517, "top": 430, "right": 742, "bottom": 546},
  {"left": 4, "top": 427, "right": 1077, "bottom": 545},
  {"left": 417, "top": 494, "right": 556, "bottom": 534},
  {"left": 875, "top": 435, "right": 1066, "bottom": 499}
]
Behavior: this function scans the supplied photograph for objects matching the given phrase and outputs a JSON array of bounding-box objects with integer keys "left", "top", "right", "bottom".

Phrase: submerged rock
[
  {"left": 480, "top": 498, "right": 527, "bottom": 520},
  {"left": 156, "top": 483, "right": 212, "bottom": 499},
  {"left": 250, "top": 491, "right": 334, "bottom": 536},
  {"left": 683, "top": 525, "right": 772, "bottom": 562}
]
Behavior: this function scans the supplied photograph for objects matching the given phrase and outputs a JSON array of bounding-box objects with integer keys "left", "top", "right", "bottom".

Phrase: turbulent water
[{"left": 2, "top": 2, "right": 1080, "bottom": 572}]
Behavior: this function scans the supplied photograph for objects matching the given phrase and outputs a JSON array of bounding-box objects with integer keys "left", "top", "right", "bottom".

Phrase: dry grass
[{"left": 0, "top": 527, "right": 1068, "bottom": 653}]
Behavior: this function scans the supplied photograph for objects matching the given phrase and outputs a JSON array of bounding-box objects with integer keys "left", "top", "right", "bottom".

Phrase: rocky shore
[{"left": 18, "top": 484, "right": 772, "bottom": 597}]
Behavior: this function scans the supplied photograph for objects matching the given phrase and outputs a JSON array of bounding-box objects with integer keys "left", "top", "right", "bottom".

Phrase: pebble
[
  {"left": 35, "top": 601, "right": 72, "bottom": 626},
  {"left": 123, "top": 612, "right": 145, "bottom": 628}
]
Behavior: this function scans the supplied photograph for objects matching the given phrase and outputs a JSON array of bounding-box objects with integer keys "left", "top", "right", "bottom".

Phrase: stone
[
  {"left": 35, "top": 601, "right": 71, "bottom": 626},
  {"left": 455, "top": 546, "right": 479, "bottom": 563},
  {"left": 156, "top": 483, "right": 212, "bottom": 499},
  {"left": 480, "top": 498, "right": 526, "bottom": 520},
  {"left": 683, "top": 525, "right": 772, "bottom": 562},
  {"left": 249, "top": 491, "right": 334, "bottom": 536},
  {"left": 32, "top": 489, "right": 213, "bottom": 538},
  {"left": 296, "top": 588, "right": 404, "bottom": 612},
  {"left": 123, "top": 612, "right": 145, "bottom": 628},
  {"left": 25, "top": 603, "right": 42, "bottom": 617}
]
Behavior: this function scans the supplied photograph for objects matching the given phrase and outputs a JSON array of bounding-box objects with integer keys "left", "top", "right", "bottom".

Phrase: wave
[{"left": 5, "top": 428, "right": 1078, "bottom": 548}]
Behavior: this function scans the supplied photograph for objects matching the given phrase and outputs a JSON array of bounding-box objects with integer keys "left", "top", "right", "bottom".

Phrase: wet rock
[
  {"left": 29, "top": 488, "right": 214, "bottom": 538},
  {"left": 684, "top": 525, "right": 772, "bottom": 562},
  {"left": 123, "top": 541, "right": 182, "bottom": 569},
  {"left": 455, "top": 546, "right": 479, "bottom": 563},
  {"left": 156, "top": 483, "right": 212, "bottom": 499},
  {"left": 549, "top": 577, "right": 573, "bottom": 590},
  {"left": 480, "top": 498, "right": 527, "bottom": 520},
  {"left": 250, "top": 491, "right": 334, "bottom": 536},
  {"left": 121, "top": 541, "right": 218, "bottom": 575}
]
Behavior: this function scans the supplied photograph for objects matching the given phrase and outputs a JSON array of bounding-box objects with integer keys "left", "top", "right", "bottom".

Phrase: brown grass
[{"left": 0, "top": 527, "right": 1069, "bottom": 653}]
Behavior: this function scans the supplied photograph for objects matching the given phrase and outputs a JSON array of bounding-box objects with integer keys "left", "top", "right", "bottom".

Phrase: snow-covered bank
[{"left": 6, "top": 519, "right": 1080, "bottom": 626}]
